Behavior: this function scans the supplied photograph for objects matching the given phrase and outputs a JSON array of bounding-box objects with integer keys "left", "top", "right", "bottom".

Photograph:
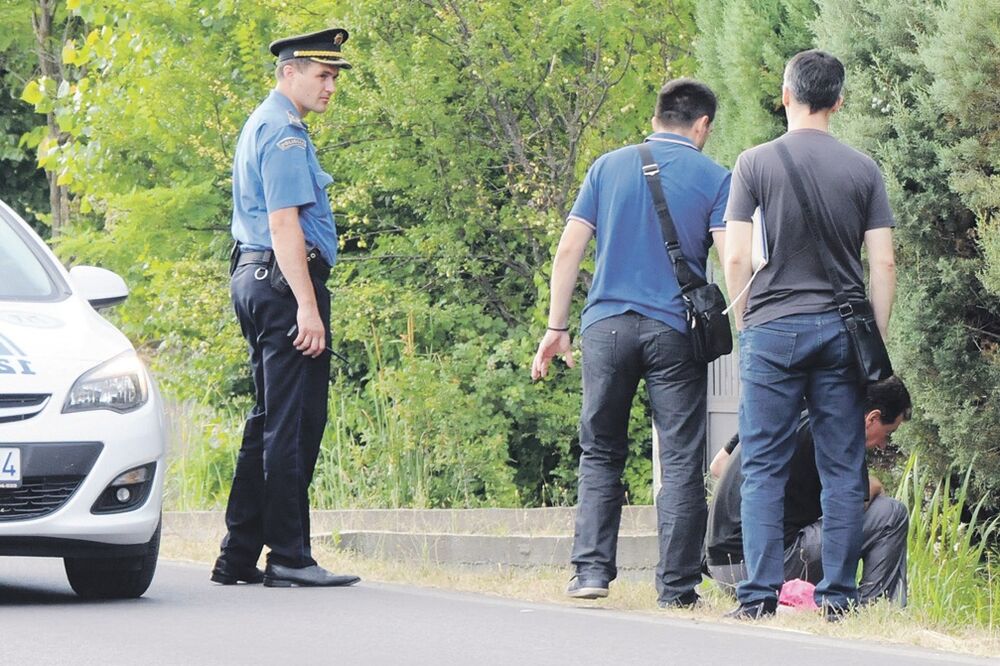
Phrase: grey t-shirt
[{"left": 724, "top": 129, "right": 895, "bottom": 328}]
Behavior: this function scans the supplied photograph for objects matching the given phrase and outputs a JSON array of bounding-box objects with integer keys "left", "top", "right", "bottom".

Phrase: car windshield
[{"left": 0, "top": 209, "right": 63, "bottom": 301}]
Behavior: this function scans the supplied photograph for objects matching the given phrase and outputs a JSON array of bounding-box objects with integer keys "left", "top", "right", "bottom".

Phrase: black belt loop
[
  {"left": 305, "top": 244, "right": 332, "bottom": 281},
  {"left": 308, "top": 257, "right": 331, "bottom": 282}
]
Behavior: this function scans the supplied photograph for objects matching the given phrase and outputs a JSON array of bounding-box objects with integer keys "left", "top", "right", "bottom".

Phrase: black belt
[
  {"left": 235, "top": 250, "right": 273, "bottom": 267},
  {"left": 235, "top": 249, "right": 330, "bottom": 280}
]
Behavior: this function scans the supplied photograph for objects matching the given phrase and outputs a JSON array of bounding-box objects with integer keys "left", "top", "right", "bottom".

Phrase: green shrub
[
  {"left": 694, "top": 0, "right": 1000, "bottom": 501},
  {"left": 815, "top": 0, "right": 1000, "bottom": 498}
]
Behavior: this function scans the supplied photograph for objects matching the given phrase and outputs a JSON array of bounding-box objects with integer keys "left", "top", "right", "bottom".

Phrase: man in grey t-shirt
[{"left": 722, "top": 50, "right": 897, "bottom": 620}]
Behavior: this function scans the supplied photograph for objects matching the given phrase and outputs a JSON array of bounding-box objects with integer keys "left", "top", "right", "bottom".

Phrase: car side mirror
[{"left": 68, "top": 265, "right": 129, "bottom": 310}]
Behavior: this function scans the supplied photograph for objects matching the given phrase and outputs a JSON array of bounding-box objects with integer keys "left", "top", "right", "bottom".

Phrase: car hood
[{"left": 0, "top": 298, "right": 133, "bottom": 393}]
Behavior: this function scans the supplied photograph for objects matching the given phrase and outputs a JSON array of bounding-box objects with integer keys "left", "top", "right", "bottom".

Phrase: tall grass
[
  {"left": 897, "top": 453, "right": 999, "bottom": 630},
  {"left": 165, "top": 321, "right": 482, "bottom": 510},
  {"left": 164, "top": 373, "right": 428, "bottom": 511},
  {"left": 309, "top": 323, "right": 432, "bottom": 509},
  {"left": 309, "top": 383, "right": 431, "bottom": 510},
  {"left": 163, "top": 399, "right": 245, "bottom": 510}
]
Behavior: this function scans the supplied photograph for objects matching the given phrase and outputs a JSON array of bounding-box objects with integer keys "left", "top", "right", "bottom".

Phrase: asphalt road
[{"left": 1, "top": 557, "right": 995, "bottom": 666}]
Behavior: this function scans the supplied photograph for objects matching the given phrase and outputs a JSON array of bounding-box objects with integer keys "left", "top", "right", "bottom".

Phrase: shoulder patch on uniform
[
  {"left": 277, "top": 136, "right": 307, "bottom": 151},
  {"left": 286, "top": 111, "right": 306, "bottom": 129}
]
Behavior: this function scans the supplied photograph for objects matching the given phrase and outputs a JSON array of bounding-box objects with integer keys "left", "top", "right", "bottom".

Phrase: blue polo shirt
[
  {"left": 569, "top": 133, "right": 730, "bottom": 334},
  {"left": 231, "top": 90, "right": 338, "bottom": 266}
]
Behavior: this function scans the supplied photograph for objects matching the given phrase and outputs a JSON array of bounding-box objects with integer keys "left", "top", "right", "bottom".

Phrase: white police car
[{"left": 0, "top": 199, "right": 165, "bottom": 598}]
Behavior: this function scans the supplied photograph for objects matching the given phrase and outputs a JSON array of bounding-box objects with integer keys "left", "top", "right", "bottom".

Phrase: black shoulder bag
[
  {"left": 638, "top": 143, "right": 732, "bottom": 364},
  {"left": 774, "top": 143, "right": 893, "bottom": 385}
]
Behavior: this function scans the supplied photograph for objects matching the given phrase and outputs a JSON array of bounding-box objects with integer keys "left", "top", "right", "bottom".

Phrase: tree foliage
[
  {"left": 696, "top": 0, "right": 1000, "bottom": 499},
  {"left": 9, "top": 0, "right": 698, "bottom": 508},
  {"left": 12, "top": 0, "right": 997, "bottom": 506},
  {"left": 0, "top": 0, "right": 50, "bottom": 230},
  {"left": 814, "top": 0, "right": 1000, "bottom": 497},
  {"left": 694, "top": 0, "right": 816, "bottom": 166}
]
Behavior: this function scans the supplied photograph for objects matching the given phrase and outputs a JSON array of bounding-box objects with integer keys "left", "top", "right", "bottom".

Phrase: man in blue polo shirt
[{"left": 531, "top": 78, "right": 730, "bottom": 607}]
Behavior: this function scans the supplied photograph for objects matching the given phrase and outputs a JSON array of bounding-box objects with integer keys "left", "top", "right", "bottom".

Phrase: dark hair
[
  {"left": 654, "top": 78, "right": 717, "bottom": 128},
  {"left": 865, "top": 375, "right": 913, "bottom": 425},
  {"left": 783, "top": 50, "right": 845, "bottom": 113}
]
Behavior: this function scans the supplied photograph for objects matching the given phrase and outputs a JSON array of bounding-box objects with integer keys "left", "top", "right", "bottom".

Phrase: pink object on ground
[{"left": 779, "top": 578, "right": 819, "bottom": 610}]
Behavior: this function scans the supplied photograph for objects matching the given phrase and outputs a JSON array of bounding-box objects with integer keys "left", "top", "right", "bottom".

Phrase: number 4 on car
[{"left": 0, "top": 199, "right": 166, "bottom": 599}]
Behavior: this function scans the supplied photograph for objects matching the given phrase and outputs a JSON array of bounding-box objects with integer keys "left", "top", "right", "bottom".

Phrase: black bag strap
[
  {"left": 638, "top": 143, "right": 705, "bottom": 292},
  {"left": 773, "top": 142, "right": 854, "bottom": 317}
]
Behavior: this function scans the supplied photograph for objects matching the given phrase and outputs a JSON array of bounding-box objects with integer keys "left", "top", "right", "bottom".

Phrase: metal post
[{"left": 652, "top": 422, "right": 661, "bottom": 505}]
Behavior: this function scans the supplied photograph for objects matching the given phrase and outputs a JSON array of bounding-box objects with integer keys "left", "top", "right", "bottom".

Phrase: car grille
[
  {"left": 0, "top": 476, "right": 84, "bottom": 521},
  {"left": 0, "top": 394, "right": 51, "bottom": 424}
]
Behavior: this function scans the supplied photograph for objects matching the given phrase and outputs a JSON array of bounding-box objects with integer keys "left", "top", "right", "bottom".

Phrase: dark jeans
[
  {"left": 571, "top": 312, "right": 707, "bottom": 604},
  {"left": 218, "top": 262, "right": 331, "bottom": 569},
  {"left": 737, "top": 310, "right": 865, "bottom": 609},
  {"left": 795, "top": 494, "right": 909, "bottom": 606}
]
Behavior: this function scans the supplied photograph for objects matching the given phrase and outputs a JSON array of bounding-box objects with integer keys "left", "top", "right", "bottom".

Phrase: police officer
[{"left": 211, "top": 29, "right": 359, "bottom": 588}]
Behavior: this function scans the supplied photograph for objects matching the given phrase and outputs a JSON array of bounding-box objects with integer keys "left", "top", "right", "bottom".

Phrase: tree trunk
[{"left": 32, "top": 0, "right": 70, "bottom": 234}]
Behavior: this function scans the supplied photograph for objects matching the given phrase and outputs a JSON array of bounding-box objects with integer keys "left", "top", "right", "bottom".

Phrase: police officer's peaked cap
[{"left": 269, "top": 28, "right": 352, "bottom": 69}]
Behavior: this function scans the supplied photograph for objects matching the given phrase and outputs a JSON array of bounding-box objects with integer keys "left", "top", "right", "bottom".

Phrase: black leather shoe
[
  {"left": 210, "top": 559, "right": 265, "bottom": 585},
  {"left": 565, "top": 574, "right": 610, "bottom": 599},
  {"left": 263, "top": 563, "right": 361, "bottom": 588},
  {"left": 724, "top": 597, "right": 777, "bottom": 620}
]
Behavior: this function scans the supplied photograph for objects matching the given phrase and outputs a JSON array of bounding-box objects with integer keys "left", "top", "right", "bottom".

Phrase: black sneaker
[
  {"left": 565, "top": 574, "right": 610, "bottom": 599},
  {"left": 824, "top": 603, "right": 855, "bottom": 623},
  {"left": 724, "top": 597, "right": 777, "bottom": 620},
  {"left": 657, "top": 591, "right": 701, "bottom": 609}
]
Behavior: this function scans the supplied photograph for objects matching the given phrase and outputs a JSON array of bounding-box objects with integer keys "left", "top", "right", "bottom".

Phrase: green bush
[
  {"left": 694, "top": 0, "right": 1000, "bottom": 503},
  {"left": 694, "top": 0, "right": 817, "bottom": 166},
  {"left": 815, "top": 0, "right": 1000, "bottom": 498}
]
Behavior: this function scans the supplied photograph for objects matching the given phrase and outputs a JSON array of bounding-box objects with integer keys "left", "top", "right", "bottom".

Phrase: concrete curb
[
  {"left": 163, "top": 507, "right": 660, "bottom": 573},
  {"left": 163, "top": 506, "right": 657, "bottom": 540},
  {"left": 326, "top": 531, "right": 658, "bottom": 573}
]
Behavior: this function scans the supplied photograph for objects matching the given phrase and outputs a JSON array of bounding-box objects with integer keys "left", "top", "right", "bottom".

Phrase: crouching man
[{"left": 706, "top": 375, "right": 912, "bottom": 606}]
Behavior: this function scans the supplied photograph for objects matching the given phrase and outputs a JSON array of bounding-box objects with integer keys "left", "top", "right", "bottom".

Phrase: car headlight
[{"left": 62, "top": 351, "right": 149, "bottom": 414}]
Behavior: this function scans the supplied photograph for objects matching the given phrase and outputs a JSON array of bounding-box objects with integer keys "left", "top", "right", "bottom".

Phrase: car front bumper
[{"left": 0, "top": 391, "right": 165, "bottom": 556}]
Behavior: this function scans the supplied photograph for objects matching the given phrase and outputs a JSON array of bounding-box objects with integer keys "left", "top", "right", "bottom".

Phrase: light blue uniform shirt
[
  {"left": 569, "top": 133, "right": 731, "bottom": 334},
  {"left": 231, "top": 90, "right": 338, "bottom": 266}
]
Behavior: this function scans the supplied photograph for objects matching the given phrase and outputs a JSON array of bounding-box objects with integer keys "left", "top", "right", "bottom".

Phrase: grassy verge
[
  {"left": 161, "top": 535, "right": 999, "bottom": 658},
  {"left": 897, "top": 454, "right": 1000, "bottom": 629}
]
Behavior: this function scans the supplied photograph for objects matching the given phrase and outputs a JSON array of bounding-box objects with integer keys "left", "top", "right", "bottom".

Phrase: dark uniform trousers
[{"left": 220, "top": 259, "right": 331, "bottom": 569}]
